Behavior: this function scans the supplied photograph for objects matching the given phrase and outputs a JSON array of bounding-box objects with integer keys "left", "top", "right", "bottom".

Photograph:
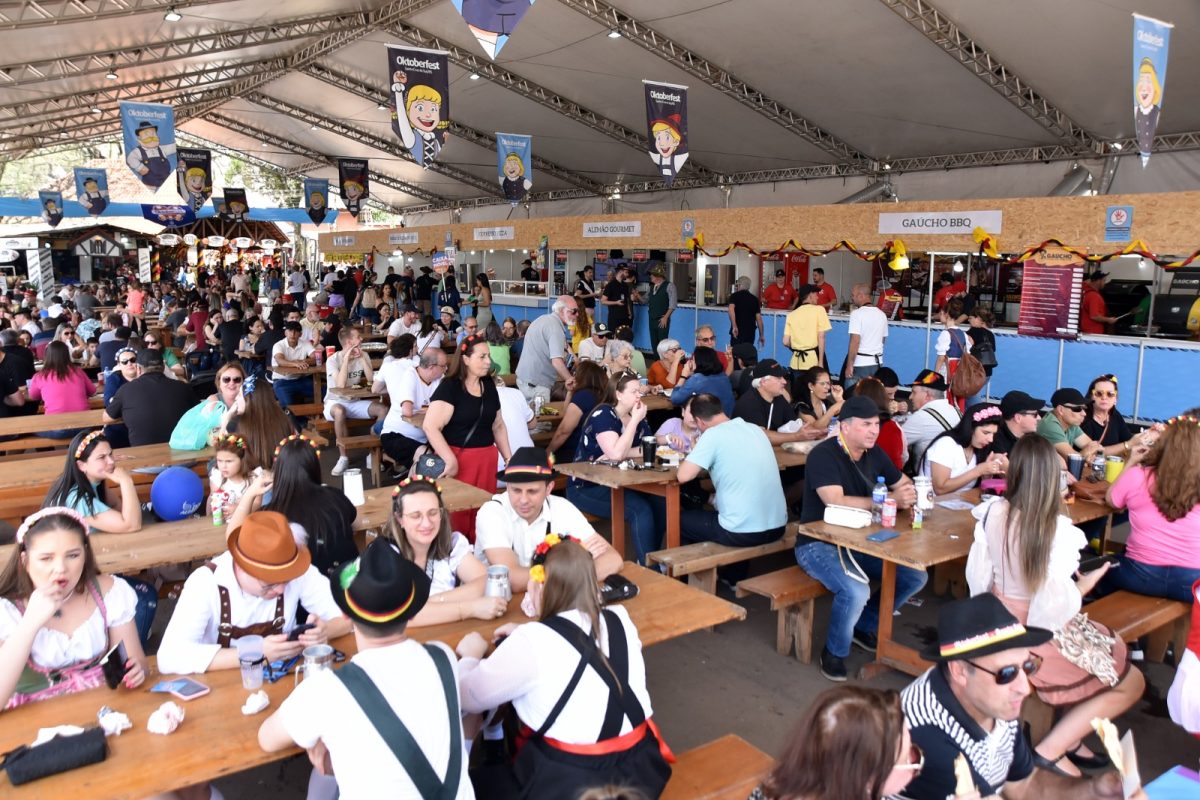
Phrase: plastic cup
[{"left": 236, "top": 635, "right": 265, "bottom": 691}]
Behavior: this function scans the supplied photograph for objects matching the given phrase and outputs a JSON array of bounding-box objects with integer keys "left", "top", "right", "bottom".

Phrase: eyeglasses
[
  {"left": 893, "top": 743, "right": 924, "bottom": 774},
  {"left": 117, "top": 357, "right": 137, "bottom": 366},
  {"left": 966, "top": 653, "right": 1042, "bottom": 685},
  {"left": 61, "top": 331, "right": 74, "bottom": 337},
  {"left": 1092, "top": 390, "right": 1116, "bottom": 398},
  {"left": 220, "top": 376, "right": 244, "bottom": 385},
  {"left": 400, "top": 509, "right": 442, "bottom": 524}
]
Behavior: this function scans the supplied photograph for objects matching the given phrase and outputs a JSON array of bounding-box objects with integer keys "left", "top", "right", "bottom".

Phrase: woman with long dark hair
[
  {"left": 463, "top": 273, "right": 493, "bottom": 330},
  {"left": 225, "top": 375, "right": 293, "bottom": 473},
  {"left": 967, "top": 435, "right": 1144, "bottom": 776},
  {"left": 415, "top": 314, "right": 443, "bottom": 356},
  {"left": 547, "top": 360, "right": 611, "bottom": 463},
  {"left": 457, "top": 538, "right": 670, "bottom": 799},
  {"left": 918, "top": 402, "right": 1006, "bottom": 496},
  {"left": 423, "top": 334, "right": 512, "bottom": 541},
  {"left": 29, "top": 341, "right": 96, "bottom": 438},
  {"left": 669, "top": 345, "right": 733, "bottom": 416}
]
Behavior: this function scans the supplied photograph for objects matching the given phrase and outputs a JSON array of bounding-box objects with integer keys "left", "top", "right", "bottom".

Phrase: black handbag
[
  {"left": 2, "top": 726, "right": 107, "bottom": 786},
  {"left": 414, "top": 453, "right": 447, "bottom": 479}
]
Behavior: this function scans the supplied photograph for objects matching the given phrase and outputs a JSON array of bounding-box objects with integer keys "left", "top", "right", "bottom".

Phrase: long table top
[
  {"left": 0, "top": 409, "right": 107, "bottom": 437},
  {"left": 0, "top": 563, "right": 744, "bottom": 799},
  {"left": 0, "top": 444, "right": 211, "bottom": 492}
]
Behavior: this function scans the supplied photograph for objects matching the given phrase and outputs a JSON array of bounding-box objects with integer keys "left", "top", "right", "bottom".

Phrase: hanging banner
[
  {"left": 119, "top": 101, "right": 177, "bottom": 189},
  {"left": 223, "top": 188, "right": 249, "bottom": 222},
  {"left": 303, "top": 178, "right": 331, "bottom": 225},
  {"left": 137, "top": 248, "right": 152, "bottom": 283},
  {"left": 496, "top": 132, "right": 532, "bottom": 205},
  {"left": 38, "top": 190, "right": 64, "bottom": 227},
  {"left": 1017, "top": 246, "right": 1086, "bottom": 340},
  {"left": 1133, "top": 14, "right": 1172, "bottom": 166},
  {"left": 451, "top": 0, "right": 535, "bottom": 59},
  {"left": 386, "top": 44, "right": 450, "bottom": 167},
  {"left": 28, "top": 248, "right": 54, "bottom": 299},
  {"left": 337, "top": 158, "right": 369, "bottom": 217},
  {"left": 140, "top": 204, "right": 194, "bottom": 227},
  {"left": 176, "top": 148, "right": 213, "bottom": 212},
  {"left": 643, "top": 80, "right": 689, "bottom": 186},
  {"left": 73, "top": 168, "right": 109, "bottom": 217}
]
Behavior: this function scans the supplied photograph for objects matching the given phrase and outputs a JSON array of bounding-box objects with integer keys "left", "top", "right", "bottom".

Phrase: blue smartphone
[{"left": 866, "top": 530, "right": 900, "bottom": 543}]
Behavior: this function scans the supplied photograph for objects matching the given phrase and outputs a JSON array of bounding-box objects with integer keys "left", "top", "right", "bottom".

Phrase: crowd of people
[{"left": 0, "top": 260, "right": 1195, "bottom": 800}]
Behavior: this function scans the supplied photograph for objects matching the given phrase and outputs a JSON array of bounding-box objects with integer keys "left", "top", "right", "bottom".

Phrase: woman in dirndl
[{"left": 966, "top": 434, "right": 1144, "bottom": 776}]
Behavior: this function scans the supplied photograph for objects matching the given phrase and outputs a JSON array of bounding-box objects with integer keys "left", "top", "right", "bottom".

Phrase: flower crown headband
[
  {"left": 215, "top": 434, "right": 246, "bottom": 452},
  {"left": 274, "top": 433, "right": 320, "bottom": 458},
  {"left": 74, "top": 430, "right": 104, "bottom": 459},
  {"left": 972, "top": 406, "right": 1002, "bottom": 423},
  {"left": 1165, "top": 414, "right": 1200, "bottom": 428},
  {"left": 392, "top": 475, "right": 441, "bottom": 497},
  {"left": 527, "top": 533, "right": 578, "bottom": 584},
  {"left": 16, "top": 507, "right": 89, "bottom": 545}
]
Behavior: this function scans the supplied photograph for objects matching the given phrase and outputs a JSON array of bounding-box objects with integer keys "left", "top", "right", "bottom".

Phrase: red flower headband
[
  {"left": 274, "top": 433, "right": 320, "bottom": 458},
  {"left": 392, "top": 475, "right": 441, "bottom": 496},
  {"left": 527, "top": 533, "right": 578, "bottom": 583}
]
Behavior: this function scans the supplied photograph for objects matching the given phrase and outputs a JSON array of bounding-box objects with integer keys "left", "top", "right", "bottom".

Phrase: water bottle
[{"left": 871, "top": 476, "right": 887, "bottom": 524}]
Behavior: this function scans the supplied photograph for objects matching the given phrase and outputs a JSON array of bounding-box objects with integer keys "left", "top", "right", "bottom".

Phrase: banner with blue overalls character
[
  {"left": 119, "top": 101, "right": 177, "bottom": 190},
  {"left": 304, "top": 178, "right": 332, "bottom": 225},
  {"left": 38, "top": 190, "right": 63, "bottom": 227},
  {"left": 496, "top": 132, "right": 532, "bottom": 204},
  {"left": 176, "top": 148, "right": 213, "bottom": 212},
  {"left": 451, "top": 0, "right": 535, "bottom": 59},
  {"left": 643, "top": 80, "right": 689, "bottom": 186},
  {"left": 1132, "top": 13, "right": 1173, "bottom": 167},
  {"left": 338, "top": 158, "right": 370, "bottom": 217},
  {"left": 386, "top": 44, "right": 450, "bottom": 168},
  {"left": 73, "top": 168, "right": 109, "bottom": 217}
]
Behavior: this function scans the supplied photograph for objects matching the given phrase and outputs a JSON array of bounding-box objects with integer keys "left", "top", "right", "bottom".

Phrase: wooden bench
[
  {"left": 662, "top": 734, "right": 774, "bottom": 800},
  {"left": 647, "top": 529, "right": 797, "bottom": 594},
  {"left": 1083, "top": 590, "right": 1191, "bottom": 664},
  {"left": 0, "top": 435, "right": 75, "bottom": 460},
  {"left": 736, "top": 566, "right": 830, "bottom": 664}
]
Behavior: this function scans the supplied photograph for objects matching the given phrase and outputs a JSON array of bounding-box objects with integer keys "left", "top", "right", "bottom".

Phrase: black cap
[
  {"left": 592, "top": 322, "right": 611, "bottom": 337},
  {"left": 839, "top": 395, "right": 881, "bottom": 421},
  {"left": 910, "top": 369, "right": 948, "bottom": 393},
  {"left": 331, "top": 540, "right": 430, "bottom": 629},
  {"left": 1000, "top": 391, "right": 1044, "bottom": 419},
  {"left": 874, "top": 367, "right": 900, "bottom": 388},
  {"left": 136, "top": 348, "right": 164, "bottom": 369},
  {"left": 752, "top": 359, "right": 788, "bottom": 380},
  {"left": 774, "top": 269, "right": 786, "bottom": 277},
  {"left": 1050, "top": 387, "right": 1086, "bottom": 408},
  {"left": 920, "top": 594, "right": 1052, "bottom": 662},
  {"left": 498, "top": 447, "right": 558, "bottom": 484}
]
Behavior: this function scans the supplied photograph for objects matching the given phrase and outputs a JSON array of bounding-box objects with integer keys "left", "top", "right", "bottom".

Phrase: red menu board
[
  {"left": 630, "top": 249, "right": 649, "bottom": 262},
  {"left": 676, "top": 249, "right": 694, "bottom": 262},
  {"left": 594, "top": 250, "right": 609, "bottom": 262},
  {"left": 1017, "top": 246, "right": 1085, "bottom": 339}
]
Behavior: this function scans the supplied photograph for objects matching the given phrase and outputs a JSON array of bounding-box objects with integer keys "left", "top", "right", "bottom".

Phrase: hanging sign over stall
[
  {"left": 303, "top": 178, "right": 331, "bottom": 226},
  {"left": 878, "top": 210, "right": 1003, "bottom": 235},
  {"left": 1017, "top": 245, "right": 1086, "bottom": 340},
  {"left": 497, "top": 132, "right": 532, "bottom": 204},
  {"left": 474, "top": 226, "right": 514, "bottom": 241},
  {"left": 157, "top": 234, "right": 180, "bottom": 246},
  {"left": 583, "top": 221, "right": 641, "bottom": 238},
  {"left": 119, "top": 101, "right": 177, "bottom": 190},
  {"left": 137, "top": 248, "right": 152, "bottom": 283},
  {"left": 337, "top": 158, "right": 369, "bottom": 217},
  {"left": 1133, "top": 13, "right": 1173, "bottom": 166},
  {"left": 38, "top": 191, "right": 63, "bottom": 227},
  {"left": 74, "top": 168, "right": 110, "bottom": 217},
  {"left": 386, "top": 45, "right": 450, "bottom": 168},
  {"left": 176, "top": 148, "right": 213, "bottom": 212},
  {"left": 389, "top": 232, "right": 419, "bottom": 246},
  {"left": 643, "top": 80, "right": 689, "bottom": 186}
]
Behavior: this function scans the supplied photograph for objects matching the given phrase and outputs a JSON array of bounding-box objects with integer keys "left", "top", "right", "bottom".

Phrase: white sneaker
[{"left": 331, "top": 456, "right": 350, "bottom": 477}]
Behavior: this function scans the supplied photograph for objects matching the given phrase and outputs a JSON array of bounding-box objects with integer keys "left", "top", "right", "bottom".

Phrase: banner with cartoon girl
[
  {"left": 338, "top": 158, "right": 370, "bottom": 217},
  {"left": 386, "top": 44, "right": 450, "bottom": 168},
  {"left": 38, "top": 190, "right": 63, "bottom": 227},
  {"left": 119, "top": 101, "right": 177, "bottom": 190},
  {"left": 451, "top": 0, "right": 535, "bottom": 59},
  {"left": 1133, "top": 14, "right": 1173, "bottom": 167},
  {"left": 73, "top": 167, "right": 109, "bottom": 217},
  {"left": 496, "top": 132, "right": 532, "bottom": 205},
  {"left": 303, "top": 178, "right": 332, "bottom": 225},
  {"left": 643, "top": 80, "right": 688, "bottom": 186},
  {"left": 176, "top": 148, "right": 213, "bottom": 212},
  {"left": 223, "top": 188, "right": 249, "bottom": 222}
]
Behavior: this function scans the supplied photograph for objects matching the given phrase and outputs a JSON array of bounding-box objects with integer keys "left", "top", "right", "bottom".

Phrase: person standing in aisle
[
  {"left": 728, "top": 276, "right": 764, "bottom": 348},
  {"left": 645, "top": 264, "right": 676, "bottom": 355},
  {"left": 843, "top": 283, "right": 888, "bottom": 388}
]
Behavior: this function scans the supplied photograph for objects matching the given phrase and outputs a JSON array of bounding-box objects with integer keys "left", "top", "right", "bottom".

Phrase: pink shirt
[
  {"left": 28, "top": 369, "right": 96, "bottom": 415},
  {"left": 126, "top": 289, "right": 145, "bottom": 315},
  {"left": 1110, "top": 465, "right": 1200, "bottom": 568}
]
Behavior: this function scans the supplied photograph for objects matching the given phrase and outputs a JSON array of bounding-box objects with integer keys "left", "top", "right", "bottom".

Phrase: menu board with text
[{"left": 1017, "top": 246, "right": 1085, "bottom": 339}]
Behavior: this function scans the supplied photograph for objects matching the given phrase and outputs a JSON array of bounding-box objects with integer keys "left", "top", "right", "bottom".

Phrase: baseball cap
[
  {"left": 1050, "top": 387, "right": 1086, "bottom": 408},
  {"left": 752, "top": 360, "right": 788, "bottom": 380},
  {"left": 438, "top": 306, "right": 455, "bottom": 315},
  {"left": 999, "top": 390, "right": 1044, "bottom": 419},
  {"left": 774, "top": 269, "right": 785, "bottom": 277},
  {"left": 839, "top": 395, "right": 881, "bottom": 421},
  {"left": 592, "top": 322, "right": 611, "bottom": 337}
]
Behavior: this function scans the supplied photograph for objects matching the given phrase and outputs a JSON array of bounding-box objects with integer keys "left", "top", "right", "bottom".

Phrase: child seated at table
[
  {"left": 0, "top": 507, "right": 147, "bottom": 709},
  {"left": 157, "top": 510, "right": 351, "bottom": 676}
]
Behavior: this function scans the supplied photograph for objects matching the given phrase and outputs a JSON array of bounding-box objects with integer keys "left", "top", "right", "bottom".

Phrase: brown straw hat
[{"left": 227, "top": 511, "right": 311, "bottom": 583}]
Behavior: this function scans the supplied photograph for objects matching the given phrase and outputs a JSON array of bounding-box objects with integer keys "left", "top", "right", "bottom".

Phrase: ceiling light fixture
[
  {"left": 164, "top": 7, "right": 182, "bottom": 22},
  {"left": 377, "top": 102, "right": 386, "bottom": 110},
  {"left": 105, "top": 65, "right": 118, "bottom": 80},
  {"left": 469, "top": 72, "right": 480, "bottom": 80},
  {"left": 607, "top": 29, "right": 621, "bottom": 38},
  {"left": 90, "top": 105, "right": 102, "bottom": 114}
]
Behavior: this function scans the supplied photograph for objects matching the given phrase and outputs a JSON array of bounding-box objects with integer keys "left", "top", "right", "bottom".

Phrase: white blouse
[
  {"left": 0, "top": 577, "right": 137, "bottom": 670},
  {"left": 422, "top": 532, "right": 472, "bottom": 595},
  {"left": 921, "top": 436, "right": 977, "bottom": 496}
]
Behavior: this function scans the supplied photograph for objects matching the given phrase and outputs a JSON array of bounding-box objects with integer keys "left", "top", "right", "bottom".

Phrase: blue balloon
[{"left": 150, "top": 466, "right": 205, "bottom": 522}]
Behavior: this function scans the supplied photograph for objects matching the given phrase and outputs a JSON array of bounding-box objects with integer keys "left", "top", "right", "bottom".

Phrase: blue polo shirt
[{"left": 684, "top": 418, "right": 786, "bottom": 533}]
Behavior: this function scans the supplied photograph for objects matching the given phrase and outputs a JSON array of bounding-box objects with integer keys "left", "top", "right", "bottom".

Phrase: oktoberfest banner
[
  {"left": 1133, "top": 14, "right": 1173, "bottom": 166},
  {"left": 497, "top": 132, "right": 532, "bottom": 205},
  {"left": 303, "top": 178, "right": 331, "bottom": 225},
  {"left": 338, "top": 158, "right": 369, "bottom": 217},
  {"left": 140, "top": 203, "right": 195, "bottom": 228},
  {"left": 223, "top": 188, "right": 249, "bottom": 222},
  {"left": 643, "top": 80, "right": 688, "bottom": 186},
  {"left": 176, "top": 148, "right": 213, "bottom": 212},
  {"left": 451, "top": 0, "right": 535, "bottom": 59},
  {"left": 386, "top": 44, "right": 450, "bottom": 167},
  {"left": 119, "top": 101, "right": 177, "bottom": 189},
  {"left": 38, "top": 190, "right": 63, "bottom": 227},
  {"left": 73, "top": 167, "right": 109, "bottom": 217}
]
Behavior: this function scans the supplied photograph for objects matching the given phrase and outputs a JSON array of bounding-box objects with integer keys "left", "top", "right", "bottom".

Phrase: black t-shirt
[
  {"left": 107, "top": 372, "right": 197, "bottom": 446},
  {"left": 0, "top": 355, "right": 24, "bottom": 418},
  {"left": 215, "top": 320, "right": 245, "bottom": 363},
  {"left": 1081, "top": 410, "right": 1131, "bottom": 447},
  {"left": 981, "top": 421, "right": 1021, "bottom": 458},
  {"left": 255, "top": 328, "right": 284, "bottom": 358},
  {"left": 603, "top": 280, "right": 630, "bottom": 326},
  {"left": 728, "top": 290, "right": 761, "bottom": 338},
  {"left": 415, "top": 274, "right": 436, "bottom": 301},
  {"left": 1, "top": 345, "right": 35, "bottom": 383},
  {"left": 733, "top": 389, "right": 794, "bottom": 431},
  {"left": 521, "top": 266, "right": 540, "bottom": 282},
  {"left": 967, "top": 325, "right": 996, "bottom": 376},
  {"left": 266, "top": 485, "right": 357, "bottom": 578},
  {"left": 799, "top": 437, "right": 902, "bottom": 526},
  {"left": 430, "top": 379, "right": 500, "bottom": 448},
  {"left": 574, "top": 278, "right": 596, "bottom": 309}
]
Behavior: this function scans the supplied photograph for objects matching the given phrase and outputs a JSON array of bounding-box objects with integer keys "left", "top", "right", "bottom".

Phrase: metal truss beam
[
  {"left": 300, "top": 62, "right": 606, "bottom": 195},
  {"left": 557, "top": 0, "right": 873, "bottom": 170},
  {"left": 206, "top": 111, "right": 448, "bottom": 207},
  {"left": 0, "top": 0, "right": 241, "bottom": 31},
  {"left": 243, "top": 91, "right": 502, "bottom": 198},
  {"left": 877, "top": 0, "right": 1099, "bottom": 150},
  {"left": 384, "top": 20, "right": 722, "bottom": 182}
]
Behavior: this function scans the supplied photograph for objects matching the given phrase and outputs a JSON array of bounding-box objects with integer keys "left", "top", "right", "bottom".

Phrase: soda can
[
  {"left": 882, "top": 498, "right": 897, "bottom": 528},
  {"left": 211, "top": 491, "right": 226, "bottom": 526},
  {"left": 314, "top": 347, "right": 323, "bottom": 367}
]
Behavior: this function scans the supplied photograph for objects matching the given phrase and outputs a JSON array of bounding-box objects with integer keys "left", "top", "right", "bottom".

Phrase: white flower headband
[{"left": 16, "top": 507, "right": 89, "bottom": 545}]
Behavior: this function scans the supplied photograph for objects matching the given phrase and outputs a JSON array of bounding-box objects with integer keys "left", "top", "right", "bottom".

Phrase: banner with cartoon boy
[
  {"left": 119, "top": 101, "right": 177, "bottom": 190},
  {"left": 223, "top": 188, "right": 249, "bottom": 222},
  {"left": 451, "top": 0, "right": 535, "bottom": 59},
  {"left": 338, "top": 158, "right": 370, "bottom": 217},
  {"left": 496, "top": 132, "right": 532, "bottom": 205},
  {"left": 643, "top": 80, "right": 688, "bottom": 186},
  {"left": 303, "top": 178, "right": 332, "bottom": 225},
  {"left": 176, "top": 148, "right": 213, "bottom": 212},
  {"left": 386, "top": 44, "right": 450, "bottom": 168},
  {"left": 1133, "top": 14, "right": 1173, "bottom": 167},
  {"left": 38, "top": 190, "right": 63, "bottom": 227},
  {"left": 73, "top": 167, "right": 109, "bottom": 217}
]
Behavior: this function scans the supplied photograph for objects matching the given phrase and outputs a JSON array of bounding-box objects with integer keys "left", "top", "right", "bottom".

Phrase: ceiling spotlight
[
  {"left": 952, "top": 259, "right": 964, "bottom": 273},
  {"left": 882, "top": 162, "right": 892, "bottom": 171},
  {"left": 377, "top": 102, "right": 386, "bottom": 111},
  {"left": 90, "top": 105, "right": 101, "bottom": 114},
  {"left": 105, "top": 68, "right": 118, "bottom": 80},
  {"left": 607, "top": 29, "right": 621, "bottom": 39},
  {"left": 310, "top": 123, "right": 318, "bottom": 130},
  {"left": 469, "top": 72, "right": 480, "bottom": 80},
  {"left": 164, "top": 7, "right": 182, "bottom": 22},
  {"left": 1111, "top": 142, "right": 1123, "bottom": 151}
]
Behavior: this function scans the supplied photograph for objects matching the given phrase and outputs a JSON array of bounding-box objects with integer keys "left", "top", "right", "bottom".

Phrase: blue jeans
[
  {"left": 845, "top": 364, "right": 879, "bottom": 390},
  {"left": 1099, "top": 555, "right": 1200, "bottom": 604},
  {"left": 272, "top": 378, "right": 312, "bottom": 410},
  {"left": 120, "top": 575, "right": 157, "bottom": 647},
  {"left": 794, "top": 541, "right": 929, "bottom": 659},
  {"left": 567, "top": 481, "right": 666, "bottom": 564}
]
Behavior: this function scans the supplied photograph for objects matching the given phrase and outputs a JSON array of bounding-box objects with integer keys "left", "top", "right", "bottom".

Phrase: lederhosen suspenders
[{"left": 204, "top": 563, "right": 285, "bottom": 648}]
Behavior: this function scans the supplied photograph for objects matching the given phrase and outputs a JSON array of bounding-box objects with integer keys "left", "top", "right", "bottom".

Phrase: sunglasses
[
  {"left": 1063, "top": 404, "right": 1086, "bottom": 413},
  {"left": 117, "top": 357, "right": 137, "bottom": 366},
  {"left": 893, "top": 743, "right": 924, "bottom": 774},
  {"left": 220, "top": 376, "right": 244, "bottom": 385},
  {"left": 1092, "top": 390, "right": 1116, "bottom": 398},
  {"left": 967, "top": 653, "right": 1042, "bottom": 685}
]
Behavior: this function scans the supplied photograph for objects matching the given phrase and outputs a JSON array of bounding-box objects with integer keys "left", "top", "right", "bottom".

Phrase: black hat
[
  {"left": 839, "top": 395, "right": 881, "bottom": 421},
  {"left": 774, "top": 269, "right": 786, "bottom": 277},
  {"left": 331, "top": 540, "right": 429, "bottom": 629},
  {"left": 1000, "top": 390, "right": 1044, "bottom": 419},
  {"left": 910, "top": 369, "right": 948, "bottom": 393},
  {"left": 136, "top": 348, "right": 164, "bottom": 369},
  {"left": 420, "top": 266, "right": 433, "bottom": 273},
  {"left": 522, "top": 259, "right": 533, "bottom": 266},
  {"left": 752, "top": 359, "right": 788, "bottom": 380},
  {"left": 498, "top": 446, "right": 558, "bottom": 484},
  {"left": 1086, "top": 270, "right": 1109, "bottom": 282},
  {"left": 920, "top": 594, "right": 1052, "bottom": 662},
  {"left": 1050, "top": 387, "right": 1086, "bottom": 408},
  {"left": 592, "top": 322, "right": 612, "bottom": 337},
  {"left": 134, "top": 120, "right": 159, "bottom": 134},
  {"left": 874, "top": 367, "right": 900, "bottom": 388}
]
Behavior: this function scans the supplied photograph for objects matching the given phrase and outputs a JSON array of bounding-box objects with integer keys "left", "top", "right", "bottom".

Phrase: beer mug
[{"left": 294, "top": 644, "right": 335, "bottom": 684}]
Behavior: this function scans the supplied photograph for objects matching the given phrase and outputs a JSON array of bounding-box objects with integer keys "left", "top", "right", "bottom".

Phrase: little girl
[{"left": 209, "top": 435, "right": 255, "bottom": 520}]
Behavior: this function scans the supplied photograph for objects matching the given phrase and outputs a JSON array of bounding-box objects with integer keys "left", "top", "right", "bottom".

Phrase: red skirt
[{"left": 451, "top": 444, "right": 498, "bottom": 543}]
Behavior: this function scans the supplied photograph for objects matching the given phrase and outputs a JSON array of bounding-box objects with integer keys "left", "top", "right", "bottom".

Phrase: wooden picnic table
[
  {"left": 0, "top": 409, "right": 106, "bottom": 437},
  {"left": 274, "top": 363, "right": 324, "bottom": 397},
  {"left": 0, "top": 444, "right": 211, "bottom": 493},
  {"left": 336, "top": 386, "right": 386, "bottom": 401},
  {"left": 0, "top": 562, "right": 744, "bottom": 799}
]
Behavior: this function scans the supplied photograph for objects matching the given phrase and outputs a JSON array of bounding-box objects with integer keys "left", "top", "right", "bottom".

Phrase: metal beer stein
[
  {"left": 485, "top": 564, "right": 511, "bottom": 601},
  {"left": 294, "top": 644, "right": 335, "bottom": 684}
]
